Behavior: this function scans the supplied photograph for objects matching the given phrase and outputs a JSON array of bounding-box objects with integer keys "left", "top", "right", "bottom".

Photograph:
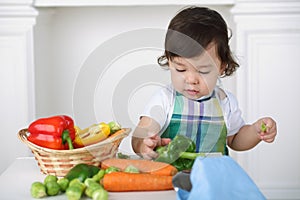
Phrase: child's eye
[
  {"left": 199, "top": 71, "right": 210, "bottom": 74},
  {"left": 176, "top": 69, "right": 186, "bottom": 72}
]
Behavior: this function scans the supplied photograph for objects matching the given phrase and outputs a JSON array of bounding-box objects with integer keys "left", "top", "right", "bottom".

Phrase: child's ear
[{"left": 219, "top": 63, "right": 227, "bottom": 76}]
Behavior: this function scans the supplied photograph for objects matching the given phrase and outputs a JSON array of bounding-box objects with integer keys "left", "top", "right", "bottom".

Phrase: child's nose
[{"left": 185, "top": 72, "right": 199, "bottom": 85}]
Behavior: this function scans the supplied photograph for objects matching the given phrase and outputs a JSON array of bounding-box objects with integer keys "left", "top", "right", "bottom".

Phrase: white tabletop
[{"left": 0, "top": 157, "right": 177, "bottom": 200}]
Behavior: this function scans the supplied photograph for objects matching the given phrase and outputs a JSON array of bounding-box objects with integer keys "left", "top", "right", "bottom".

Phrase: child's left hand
[{"left": 255, "top": 117, "right": 277, "bottom": 143}]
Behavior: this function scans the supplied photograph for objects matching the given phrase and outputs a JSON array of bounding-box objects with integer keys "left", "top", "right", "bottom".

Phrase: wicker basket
[{"left": 18, "top": 128, "right": 131, "bottom": 177}]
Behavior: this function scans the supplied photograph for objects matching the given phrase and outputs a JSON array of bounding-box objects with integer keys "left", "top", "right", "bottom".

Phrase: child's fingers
[
  {"left": 261, "top": 132, "right": 276, "bottom": 143},
  {"left": 147, "top": 133, "right": 171, "bottom": 147},
  {"left": 143, "top": 137, "right": 157, "bottom": 149},
  {"left": 142, "top": 150, "right": 158, "bottom": 160},
  {"left": 257, "top": 118, "right": 275, "bottom": 133},
  {"left": 142, "top": 134, "right": 171, "bottom": 159},
  {"left": 262, "top": 118, "right": 276, "bottom": 131},
  {"left": 259, "top": 124, "right": 277, "bottom": 143},
  {"left": 160, "top": 138, "right": 171, "bottom": 146},
  {"left": 268, "top": 122, "right": 277, "bottom": 133},
  {"left": 141, "top": 139, "right": 158, "bottom": 159}
]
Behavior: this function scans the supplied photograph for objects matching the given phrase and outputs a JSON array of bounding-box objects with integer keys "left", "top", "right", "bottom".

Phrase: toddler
[{"left": 132, "top": 6, "right": 277, "bottom": 160}]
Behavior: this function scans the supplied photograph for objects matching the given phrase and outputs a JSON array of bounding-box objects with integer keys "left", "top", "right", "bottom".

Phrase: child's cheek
[
  {"left": 171, "top": 73, "right": 185, "bottom": 91},
  {"left": 200, "top": 73, "right": 218, "bottom": 93}
]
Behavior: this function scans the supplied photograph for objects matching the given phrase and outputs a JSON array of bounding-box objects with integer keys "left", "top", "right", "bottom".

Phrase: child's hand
[
  {"left": 141, "top": 134, "right": 171, "bottom": 160},
  {"left": 255, "top": 117, "right": 277, "bottom": 143}
]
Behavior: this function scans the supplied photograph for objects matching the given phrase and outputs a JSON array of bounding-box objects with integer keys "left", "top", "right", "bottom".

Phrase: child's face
[{"left": 169, "top": 43, "right": 224, "bottom": 100}]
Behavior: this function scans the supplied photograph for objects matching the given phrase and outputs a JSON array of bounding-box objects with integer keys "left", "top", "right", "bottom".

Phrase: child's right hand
[{"left": 141, "top": 134, "right": 171, "bottom": 160}]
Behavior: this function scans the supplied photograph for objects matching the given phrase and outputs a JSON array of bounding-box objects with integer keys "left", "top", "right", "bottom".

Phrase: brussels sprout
[
  {"left": 85, "top": 181, "right": 102, "bottom": 198},
  {"left": 57, "top": 177, "right": 69, "bottom": 192},
  {"left": 45, "top": 181, "right": 60, "bottom": 196},
  {"left": 104, "top": 166, "right": 120, "bottom": 174},
  {"left": 91, "top": 169, "right": 105, "bottom": 182},
  {"left": 92, "top": 188, "right": 109, "bottom": 200},
  {"left": 30, "top": 181, "right": 47, "bottom": 198},
  {"left": 66, "top": 185, "right": 85, "bottom": 200},
  {"left": 69, "top": 178, "right": 85, "bottom": 189},
  {"left": 84, "top": 178, "right": 95, "bottom": 187},
  {"left": 44, "top": 175, "right": 58, "bottom": 184},
  {"left": 124, "top": 165, "right": 139, "bottom": 173},
  {"left": 108, "top": 121, "right": 121, "bottom": 134}
]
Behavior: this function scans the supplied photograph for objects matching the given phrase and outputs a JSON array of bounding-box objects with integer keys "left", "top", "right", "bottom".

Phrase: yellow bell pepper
[{"left": 73, "top": 123, "right": 111, "bottom": 148}]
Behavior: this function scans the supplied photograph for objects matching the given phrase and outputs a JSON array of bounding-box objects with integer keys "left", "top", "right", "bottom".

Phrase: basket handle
[
  {"left": 18, "top": 129, "right": 29, "bottom": 144},
  {"left": 107, "top": 128, "right": 131, "bottom": 142}
]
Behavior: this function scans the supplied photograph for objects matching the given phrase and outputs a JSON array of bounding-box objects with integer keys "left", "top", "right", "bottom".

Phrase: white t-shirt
[{"left": 141, "top": 85, "right": 245, "bottom": 137}]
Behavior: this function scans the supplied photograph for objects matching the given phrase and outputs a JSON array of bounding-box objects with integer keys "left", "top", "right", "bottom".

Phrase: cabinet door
[
  {"left": 0, "top": 4, "right": 37, "bottom": 173},
  {"left": 232, "top": 4, "right": 300, "bottom": 199}
]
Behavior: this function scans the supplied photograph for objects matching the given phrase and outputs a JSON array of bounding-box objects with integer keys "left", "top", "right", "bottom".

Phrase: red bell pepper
[{"left": 27, "top": 115, "right": 76, "bottom": 150}]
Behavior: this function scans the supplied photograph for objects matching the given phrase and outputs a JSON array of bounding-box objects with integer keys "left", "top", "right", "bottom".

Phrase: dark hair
[{"left": 158, "top": 7, "right": 239, "bottom": 77}]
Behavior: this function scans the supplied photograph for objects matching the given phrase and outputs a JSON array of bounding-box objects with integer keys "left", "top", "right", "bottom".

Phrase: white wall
[{"left": 33, "top": 5, "right": 235, "bottom": 154}]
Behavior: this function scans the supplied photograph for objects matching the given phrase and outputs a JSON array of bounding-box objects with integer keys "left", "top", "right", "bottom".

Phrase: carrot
[
  {"left": 102, "top": 172, "right": 173, "bottom": 192},
  {"left": 101, "top": 158, "right": 178, "bottom": 176}
]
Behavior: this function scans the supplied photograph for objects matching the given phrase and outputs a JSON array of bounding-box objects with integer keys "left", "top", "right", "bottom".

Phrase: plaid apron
[{"left": 161, "top": 88, "right": 228, "bottom": 155}]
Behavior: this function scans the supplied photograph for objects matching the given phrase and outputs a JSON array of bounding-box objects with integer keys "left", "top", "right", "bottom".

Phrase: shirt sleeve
[
  {"left": 140, "top": 86, "right": 173, "bottom": 130},
  {"left": 221, "top": 90, "right": 245, "bottom": 136}
]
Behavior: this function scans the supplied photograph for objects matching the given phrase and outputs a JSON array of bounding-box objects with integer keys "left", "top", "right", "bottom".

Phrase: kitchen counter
[{"left": 0, "top": 157, "right": 177, "bottom": 200}]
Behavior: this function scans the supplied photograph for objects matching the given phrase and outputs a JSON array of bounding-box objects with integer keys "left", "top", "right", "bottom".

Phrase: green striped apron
[{"left": 161, "top": 88, "right": 228, "bottom": 155}]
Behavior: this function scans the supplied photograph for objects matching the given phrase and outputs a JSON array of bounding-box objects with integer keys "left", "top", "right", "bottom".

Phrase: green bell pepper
[
  {"left": 65, "top": 163, "right": 100, "bottom": 182},
  {"left": 155, "top": 135, "right": 197, "bottom": 171}
]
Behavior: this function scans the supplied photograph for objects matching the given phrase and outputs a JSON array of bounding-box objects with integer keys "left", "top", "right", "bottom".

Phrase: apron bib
[{"left": 161, "top": 88, "right": 228, "bottom": 155}]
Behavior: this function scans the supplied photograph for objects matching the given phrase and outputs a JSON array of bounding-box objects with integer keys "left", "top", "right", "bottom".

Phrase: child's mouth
[{"left": 185, "top": 89, "right": 199, "bottom": 96}]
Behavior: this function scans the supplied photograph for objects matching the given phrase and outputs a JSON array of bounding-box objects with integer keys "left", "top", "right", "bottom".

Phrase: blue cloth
[{"left": 176, "top": 156, "right": 266, "bottom": 200}]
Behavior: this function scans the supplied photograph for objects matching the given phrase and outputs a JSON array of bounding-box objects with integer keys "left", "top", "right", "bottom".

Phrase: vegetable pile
[
  {"left": 27, "top": 116, "right": 206, "bottom": 198},
  {"left": 30, "top": 163, "right": 107, "bottom": 200},
  {"left": 30, "top": 159, "right": 176, "bottom": 199},
  {"left": 27, "top": 115, "right": 122, "bottom": 150}
]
